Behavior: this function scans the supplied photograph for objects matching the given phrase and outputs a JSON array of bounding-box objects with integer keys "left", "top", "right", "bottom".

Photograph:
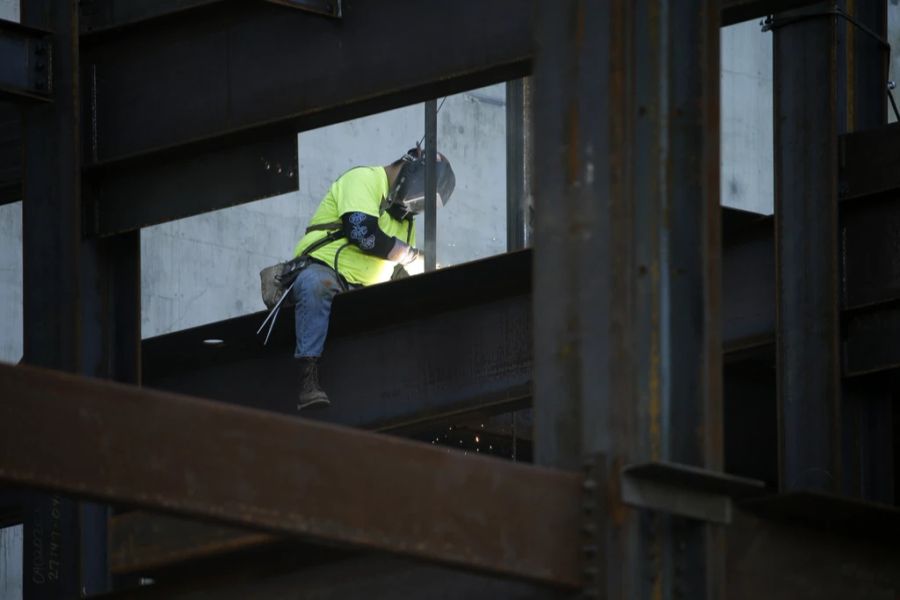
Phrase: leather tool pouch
[{"left": 259, "top": 255, "right": 310, "bottom": 310}]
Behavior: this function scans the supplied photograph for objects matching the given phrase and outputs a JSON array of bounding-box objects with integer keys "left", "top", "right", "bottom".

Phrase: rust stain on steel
[{"left": 0, "top": 363, "right": 582, "bottom": 588}]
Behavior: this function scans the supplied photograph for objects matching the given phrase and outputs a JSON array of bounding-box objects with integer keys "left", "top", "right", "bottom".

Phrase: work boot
[{"left": 297, "top": 358, "right": 330, "bottom": 410}]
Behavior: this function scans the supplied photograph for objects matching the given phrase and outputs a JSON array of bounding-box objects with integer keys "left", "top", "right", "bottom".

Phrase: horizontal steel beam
[
  {"left": 84, "top": 133, "right": 298, "bottom": 236},
  {"left": 144, "top": 249, "right": 533, "bottom": 429},
  {"left": 0, "top": 19, "right": 51, "bottom": 103},
  {"left": 839, "top": 124, "right": 900, "bottom": 202},
  {"left": 106, "top": 551, "right": 562, "bottom": 599},
  {"left": 81, "top": 0, "right": 532, "bottom": 167},
  {"left": 145, "top": 212, "right": 776, "bottom": 416},
  {"left": 263, "top": 0, "right": 340, "bottom": 18},
  {"left": 80, "top": 0, "right": 341, "bottom": 35},
  {"left": 726, "top": 506, "right": 900, "bottom": 598},
  {"left": 720, "top": 0, "right": 824, "bottom": 26},
  {"left": 110, "top": 512, "right": 276, "bottom": 575},
  {"left": 0, "top": 362, "right": 582, "bottom": 588}
]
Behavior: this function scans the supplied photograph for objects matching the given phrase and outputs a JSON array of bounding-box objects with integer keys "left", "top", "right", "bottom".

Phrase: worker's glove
[
  {"left": 391, "top": 264, "right": 410, "bottom": 280},
  {"left": 400, "top": 247, "right": 422, "bottom": 266}
]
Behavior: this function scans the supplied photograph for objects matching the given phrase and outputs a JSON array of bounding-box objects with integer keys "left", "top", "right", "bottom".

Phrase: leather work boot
[{"left": 297, "top": 358, "right": 330, "bottom": 410}]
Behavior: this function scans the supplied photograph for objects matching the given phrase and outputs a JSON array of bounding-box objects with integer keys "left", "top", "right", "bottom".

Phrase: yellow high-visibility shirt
[{"left": 293, "top": 166, "right": 415, "bottom": 286}]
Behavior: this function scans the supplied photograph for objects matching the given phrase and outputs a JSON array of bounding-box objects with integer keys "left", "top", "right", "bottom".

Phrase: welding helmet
[{"left": 384, "top": 147, "right": 456, "bottom": 220}]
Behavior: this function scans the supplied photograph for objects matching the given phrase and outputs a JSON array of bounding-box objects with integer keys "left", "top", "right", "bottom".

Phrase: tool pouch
[{"left": 259, "top": 256, "right": 311, "bottom": 310}]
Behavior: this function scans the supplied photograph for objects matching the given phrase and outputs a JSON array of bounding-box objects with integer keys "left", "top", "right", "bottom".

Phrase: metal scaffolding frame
[{"left": 2, "top": 0, "right": 900, "bottom": 598}]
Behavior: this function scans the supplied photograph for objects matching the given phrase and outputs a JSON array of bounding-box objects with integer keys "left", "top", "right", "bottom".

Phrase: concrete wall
[
  {"left": 0, "top": 203, "right": 21, "bottom": 363},
  {"left": 0, "top": 0, "right": 17, "bottom": 22},
  {"left": 892, "top": 0, "right": 900, "bottom": 124},
  {"left": 722, "top": 20, "right": 774, "bottom": 215}
]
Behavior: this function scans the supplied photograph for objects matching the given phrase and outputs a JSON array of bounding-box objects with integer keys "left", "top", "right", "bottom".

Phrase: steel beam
[
  {"left": 720, "top": 0, "right": 824, "bottom": 26},
  {"left": 533, "top": 2, "right": 723, "bottom": 599},
  {"left": 142, "top": 229, "right": 777, "bottom": 431},
  {"left": 80, "top": 0, "right": 531, "bottom": 167},
  {"left": 725, "top": 506, "right": 900, "bottom": 599},
  {"left": 0, "top": 362, "right": 582, "bottom": 588},
  {"left": 773, "top": 0, "right": 891, "bottom": 499},
  {"left": 75, "top": 0, "right": 815, "bottom": 36},
  {"left": 105, "top": 553, "right": 561, "bottom": 599},
  {"left": 773, "top": 3, "right": 844, "bottom": 494},
  {"left": 0, "top": 104, "right": 22, "bottom": 205},
  {"left": 20, "top": 2, "right": 88, "bottom": 597},
  {"left": 79, "top": 0, "right": 341, "bottom": 34},
  {"left": 143, "top": 249, "right": 533, "bottom": 428},
  {"left": 505, "top": 78, "right": 533, "bottom": 251},
  {"left": 839, "top": 124, "right": 900, "bottom": 201},
  {"left": 20, "top": 1, "right": 142, "bottom": 594},
  {"left": 110, "top": 512, "right": 276, "bottom": 575},
  {"left": 0, "top": 19, "right": 51, "bottom": 103},
  {"left": 424, "top": 99, "right": 437, "bottom": 272},
  {"left": 83, "top": 133, "right": 298, "bottom": 236}
]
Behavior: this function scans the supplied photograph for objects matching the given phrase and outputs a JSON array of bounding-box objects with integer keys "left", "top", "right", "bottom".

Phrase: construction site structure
[{"left": 2, "top": 0, "right": 900, "bottom": 598}]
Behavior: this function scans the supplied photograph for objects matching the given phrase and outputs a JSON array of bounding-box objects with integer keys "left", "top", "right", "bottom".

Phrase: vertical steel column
[
  {"left": 20, "top": 0, "right": 140, "bottom": 596},
  {"left": 533, "top": 0, "right": 722, "bottom": 597},
  {"left": 21, "top": 2, "right": 85, "bottom": 597},
  {"left": 424, "top": 99, "right": 437, "bottom": 272},
  {"left": 774, "top": 0, "right": 888, "bottom": 497},
  {"left": 506, "top": 78, "right": 533, "bottom": 251}
]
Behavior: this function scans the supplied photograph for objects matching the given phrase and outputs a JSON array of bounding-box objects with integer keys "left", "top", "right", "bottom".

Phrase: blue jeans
[{"left": 291, "top": 262, "right": 353, "bottom": 358}]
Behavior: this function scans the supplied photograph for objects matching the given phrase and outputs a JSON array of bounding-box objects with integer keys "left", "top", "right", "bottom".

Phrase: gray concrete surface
[
  {"left": 0, "top": 0, "right": 17, "bottom": 22},
  {"left": 722, "top": 20, "right": 774, "bottom": 215}
]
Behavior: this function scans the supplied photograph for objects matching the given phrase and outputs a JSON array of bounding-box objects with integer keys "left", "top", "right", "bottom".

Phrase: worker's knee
[{"left": 292, "top": 264, "right": 342, "bottom": 306}]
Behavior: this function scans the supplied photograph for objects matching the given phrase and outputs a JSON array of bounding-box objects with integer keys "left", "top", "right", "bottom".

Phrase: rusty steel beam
[
  {"left": 106, "top": 552, "right": 563, "bottom": 599},
  {"left": 0, "top": 363, "right": 582, "bottom": 588},
  {"left": 533, "top": 1, "right": 723, "bottom": 598},
  {"left": 110, "top": 512, "right": 275, "bottom": 575}
]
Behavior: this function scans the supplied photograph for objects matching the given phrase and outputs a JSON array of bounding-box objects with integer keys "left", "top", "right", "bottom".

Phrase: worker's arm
[{"left": 341, "top": 212, "right": 420, "bottom": 265}]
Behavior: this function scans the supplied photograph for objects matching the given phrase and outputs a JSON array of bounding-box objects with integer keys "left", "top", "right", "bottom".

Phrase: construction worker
[{"left": 291, "top": 147, "right": 456, "bottom": 409}]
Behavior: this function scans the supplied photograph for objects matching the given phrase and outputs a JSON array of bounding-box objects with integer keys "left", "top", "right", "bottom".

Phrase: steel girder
[
  {"left": 0, "top": 362, "right": 582, "bottom": 589},
  {"left": 773, "top": 0, "right": 893, "bottom": 500},
  {"left": 532, "top": 1, "right": 724, "bottom": 598}
]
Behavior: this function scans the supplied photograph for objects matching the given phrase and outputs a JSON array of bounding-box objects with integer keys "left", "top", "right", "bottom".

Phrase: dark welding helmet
[{"left": 384, "top": 147, "right": 456, "bottom": 220}]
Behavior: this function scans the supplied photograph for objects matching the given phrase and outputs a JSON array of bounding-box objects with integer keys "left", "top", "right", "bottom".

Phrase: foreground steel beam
[
  {"left": 533, "top": 1, "right": 723, "bottom": 598},
  {"left": 0, "top": 363, "right": 582, "bottom": 588},
  {"left": 107, "top": 553, "right": 561, "bottom": 599}
]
